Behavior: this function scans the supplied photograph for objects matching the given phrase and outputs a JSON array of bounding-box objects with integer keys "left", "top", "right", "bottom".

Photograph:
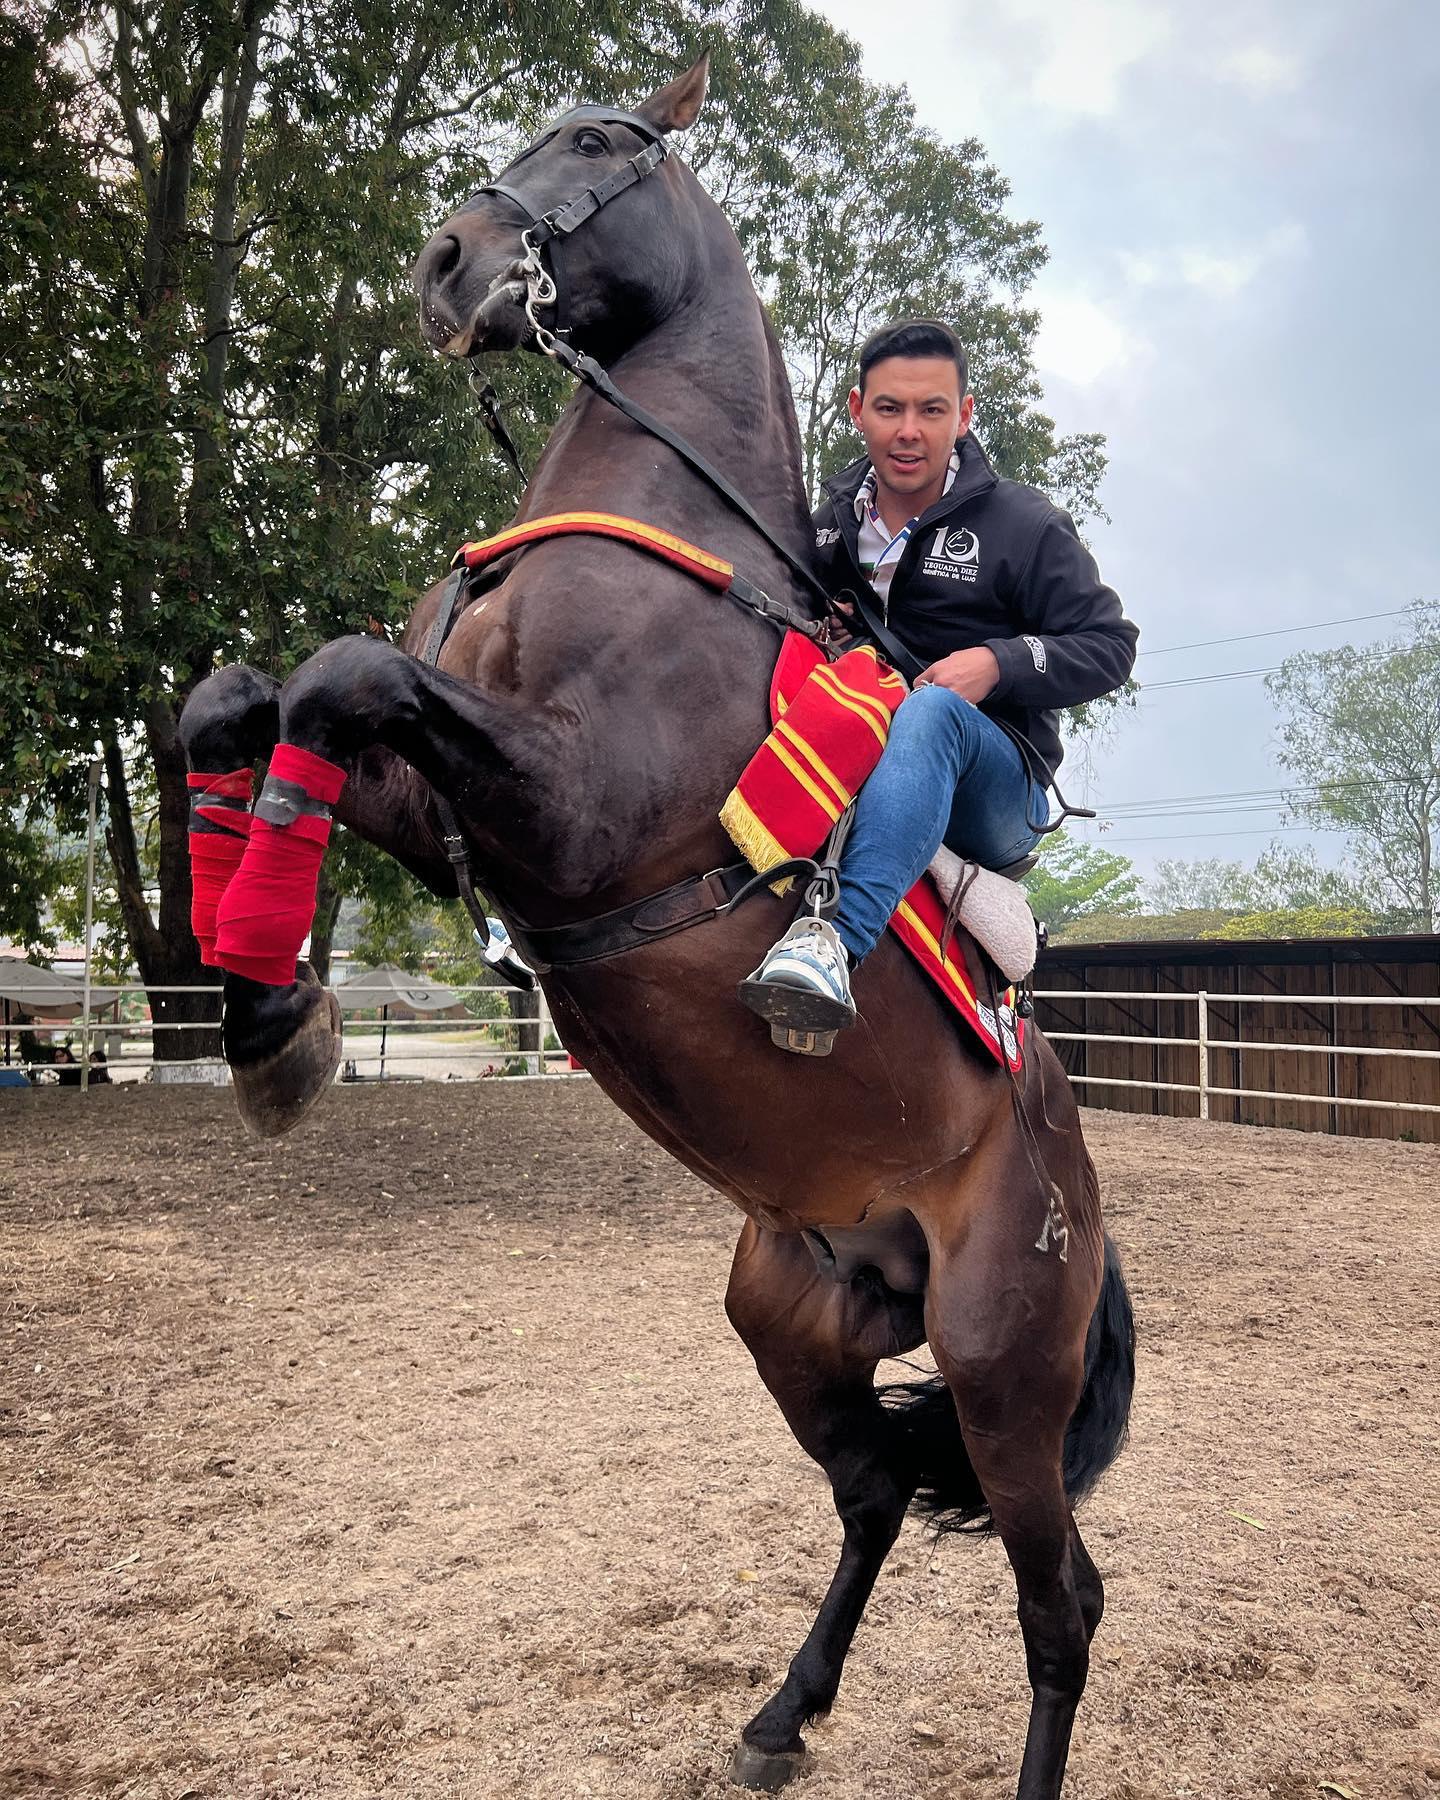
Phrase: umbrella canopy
[
  {"left": 0, "top": 958, "right": 119, "bottom": 1020},
  {"left": 332, "top": 964, "right": 464, "bottom": 1017}
]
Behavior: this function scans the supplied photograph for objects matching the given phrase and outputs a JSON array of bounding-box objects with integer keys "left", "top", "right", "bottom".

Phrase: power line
[
  {"left": 1141, "top": 667, "right": 1277, "bottom": 690},
  {"left": 1094, "top": 777, "right": 1400, "bottom": 822},
  {"left": 1102, "top": 778, "right": 1379, "bottom": 810},
  {"left": 1140, "top": 644, "right": 1398, "bottom": 692},
  {"left": 1076, "top": 824, "right": 1324, "bottom": 845},
  {"left": 1137, "top": 606, "right": 1413, "bottom": 658}
]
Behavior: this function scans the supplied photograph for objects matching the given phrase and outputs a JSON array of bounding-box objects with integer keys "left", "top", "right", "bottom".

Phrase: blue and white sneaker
[
  {"left": 737, "top": 917, "right": 855, "bottom": 1056},
  {"left": 475, "top": 917, "right": 535, "bottom": 990}
]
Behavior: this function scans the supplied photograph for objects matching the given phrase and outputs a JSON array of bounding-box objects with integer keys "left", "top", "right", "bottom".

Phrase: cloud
[
  {"left": 1119, "top": 222, "right": 1307, "bottom": 299},
  {"left": 1026, "top": 0, "right": 1176, "bottom": 119},
  {"left": 1033, "top": 292, "right": 1139, "bottom": 387},
  {"left": 1216, "top": 44, "right": 1303, "bottom": 95}
]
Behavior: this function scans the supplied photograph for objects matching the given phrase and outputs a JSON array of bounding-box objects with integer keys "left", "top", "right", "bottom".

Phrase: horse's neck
[
  {"left": 524, "top": 288, "right": 814, "bottom": 565},
  {"left": 468, "top": 280, "right": 815, "bottom": 919}
]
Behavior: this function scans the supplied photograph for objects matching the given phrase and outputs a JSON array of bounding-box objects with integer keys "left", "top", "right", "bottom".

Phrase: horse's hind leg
[
  {"left": 723, "top": 1220, "right": 925, "bottom": 1791},
  {"left": 922, "top": 1139, "right": 1105, "bottom": 1800}
]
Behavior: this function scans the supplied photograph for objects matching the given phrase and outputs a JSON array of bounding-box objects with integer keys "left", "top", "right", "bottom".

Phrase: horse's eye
[{"left": 574, "top": 128, "right": 609, "bottom": 156}]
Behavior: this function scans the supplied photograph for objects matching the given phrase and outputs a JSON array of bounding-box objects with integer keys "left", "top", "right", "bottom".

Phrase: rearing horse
[{"left": 179, "top": 56, "right": 1134, "bottom": 1798}]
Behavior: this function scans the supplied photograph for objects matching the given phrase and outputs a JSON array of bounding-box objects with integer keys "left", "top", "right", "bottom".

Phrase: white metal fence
[
  {"left": 1, "top": 981, "right": 575, "bottom": 1088},
  {"left": 8, "top": 982, "right": 1439, "bottom": 1122},
  {"left": 1035, "top": 987, "right": 1440, "bottom": 1120}
]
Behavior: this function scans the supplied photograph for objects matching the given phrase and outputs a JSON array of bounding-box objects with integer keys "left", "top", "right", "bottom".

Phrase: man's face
[{"left": 848, "top": 355, "right": 974, "bottom": 502}]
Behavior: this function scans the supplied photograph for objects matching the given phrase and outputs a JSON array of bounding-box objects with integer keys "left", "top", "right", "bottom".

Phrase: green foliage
[
  {"left": 1145, "top": 856, "right": 1253, "bottom": 914},
  {"left": 1201, "top": 906, "right": 1374, "bottom": 941},
  {"left": 0, "top": 806, "right": 64, "bottom": 947},
  {"left": 1055, "top": 907, "right": 1240, "bottom": 944},
  {"left": 1146, "top": 844, "right": 1379, "bottom": 924},
  {"left": 1024, "top": 830, "right": 1140, "bottom": 934},
  {"left": 1266, "top": 602, "right": 1440, "bottom": 931}
]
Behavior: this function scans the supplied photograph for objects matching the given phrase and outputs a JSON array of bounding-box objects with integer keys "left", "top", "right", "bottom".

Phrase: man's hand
[{"left": 914, "top": 646, "right": 1000, "bottom": 703}]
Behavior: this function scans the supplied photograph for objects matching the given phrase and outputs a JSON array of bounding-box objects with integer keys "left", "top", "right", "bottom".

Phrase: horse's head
[{"left": 413, "top": 57, "right": 709, "bottom": 361}]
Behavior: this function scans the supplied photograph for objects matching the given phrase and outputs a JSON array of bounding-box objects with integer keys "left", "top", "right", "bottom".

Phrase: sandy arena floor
[{"left": 2, "top": 1082, "right": 1438, "bottom": 1800}]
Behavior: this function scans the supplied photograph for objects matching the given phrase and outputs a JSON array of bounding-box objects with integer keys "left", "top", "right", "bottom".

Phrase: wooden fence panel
[{"left": 1034, "top": 936, "right": 1440, "bottom": 1143}]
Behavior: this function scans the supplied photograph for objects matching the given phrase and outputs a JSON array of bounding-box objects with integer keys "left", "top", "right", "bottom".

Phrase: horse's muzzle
[{"left": 413, "top": 223, "right": 529, "bottom": 356}]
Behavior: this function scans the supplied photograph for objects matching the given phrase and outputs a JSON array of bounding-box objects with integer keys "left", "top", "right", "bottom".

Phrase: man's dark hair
[{"left": 857, "top": 318, "right": 968, "bottom": 397}]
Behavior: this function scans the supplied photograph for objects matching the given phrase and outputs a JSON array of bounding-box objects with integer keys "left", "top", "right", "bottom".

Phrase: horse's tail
[{"left": 880, "top": 1232, "right": 1135, "bottom": 1536}]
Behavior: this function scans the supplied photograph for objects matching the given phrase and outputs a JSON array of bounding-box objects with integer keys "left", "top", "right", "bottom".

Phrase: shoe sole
[{"left": 736, "top": 976, "right": 856, "bottom": 1043}]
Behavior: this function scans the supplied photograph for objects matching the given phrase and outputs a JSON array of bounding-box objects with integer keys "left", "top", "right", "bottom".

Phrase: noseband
[{"left": 471, "top": 105, "right": 671, "bottom": 347}]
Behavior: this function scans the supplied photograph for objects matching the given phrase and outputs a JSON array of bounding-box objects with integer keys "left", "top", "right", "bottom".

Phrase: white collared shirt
[{"left": 853, "top": 450, "right": 961, "bottom": 612}]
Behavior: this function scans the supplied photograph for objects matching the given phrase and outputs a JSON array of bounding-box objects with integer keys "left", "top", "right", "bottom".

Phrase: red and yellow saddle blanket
[{"left": 722, "top": 633, "right": 1024, "bottom": 1071}]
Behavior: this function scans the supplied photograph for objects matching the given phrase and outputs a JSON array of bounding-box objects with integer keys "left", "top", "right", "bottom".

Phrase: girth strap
[
  {"left": 503, "top": 854, "right": 825, "bottom": 974},
  {"left": 506, "top": 863, "right": 754, "bottom": 973}
]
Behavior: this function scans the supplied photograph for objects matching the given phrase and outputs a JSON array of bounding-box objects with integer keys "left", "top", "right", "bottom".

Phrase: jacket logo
[
  {"left": 1023, "top": 634, "right": 1047, "bottom": 672},
  {"left": 920, "top": 524, "right": 980, "bottom": 584},
  {"left": 815, "top": 527, "right": 840, "bottom": 547}
]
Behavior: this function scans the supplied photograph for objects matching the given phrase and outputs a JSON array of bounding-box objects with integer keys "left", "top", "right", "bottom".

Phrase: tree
[
  {"left": 1023, "top": 831, "right": 1141, "bottom": 935},
  {"left": 3, "top": 2, "right": 1118, "bottom": 1033},
  {"left": 1202, "top": 906, "right": 1373, "bottom": 941},
  {"left": 1145, "top": 856, "right": 1254, "bottom": 914},
  {"left": 1056, "top": 907, "right": 1238, "bottom": 944},
  {"left": 1144, "top": 844, "right": 1379, "bottom": 925},
  {"left": 1267, "top": 603, "right": 1440, "bottom": 931}
]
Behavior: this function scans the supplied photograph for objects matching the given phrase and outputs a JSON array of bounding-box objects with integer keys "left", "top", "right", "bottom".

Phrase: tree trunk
[
  {"left": 104, "top": 728, "right": 223, "bottom": 1061},
  {"left": 308, "top": 854, "right": 343, "bottom": 987},
  {"left": 505, "top": 988, "right": 542, "bottom": 1073}
]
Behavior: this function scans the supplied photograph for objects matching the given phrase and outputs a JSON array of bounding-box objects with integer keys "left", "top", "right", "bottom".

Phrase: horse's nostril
[{"left": 435, "top": 234, "right": 463, "bottom": 281}]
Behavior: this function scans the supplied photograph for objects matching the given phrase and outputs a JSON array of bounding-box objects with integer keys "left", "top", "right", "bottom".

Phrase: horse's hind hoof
[
  {"left": 727, "top": 1741, "right": 807, "bottom": 1791},
  {"left": 227, "top": 966, "right": 343, "bottom": 1139}
]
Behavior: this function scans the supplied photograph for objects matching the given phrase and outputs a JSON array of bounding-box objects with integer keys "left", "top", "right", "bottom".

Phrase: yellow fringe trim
[{"left": 720, "top": 789, "right": 802, "bottom": 895}]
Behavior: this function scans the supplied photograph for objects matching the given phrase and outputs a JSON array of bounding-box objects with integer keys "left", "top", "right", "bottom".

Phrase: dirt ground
[{"left": 3, "top": 1082, "right": 1438, "bottom": 1800}]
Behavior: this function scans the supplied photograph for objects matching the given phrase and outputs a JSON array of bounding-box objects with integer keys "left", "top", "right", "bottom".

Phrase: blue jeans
[{"left": 834, "top": 685, "right": 1045, "bottom": 963}]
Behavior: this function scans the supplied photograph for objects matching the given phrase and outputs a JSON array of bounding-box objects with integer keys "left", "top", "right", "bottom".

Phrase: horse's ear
[{"left": 636, "top": 53, "right": 710, "bottom": 134}]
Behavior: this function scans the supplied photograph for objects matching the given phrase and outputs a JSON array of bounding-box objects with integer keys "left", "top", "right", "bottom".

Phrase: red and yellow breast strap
[{"left": 457, "top": 511, "right": 738, "bottom": 591}]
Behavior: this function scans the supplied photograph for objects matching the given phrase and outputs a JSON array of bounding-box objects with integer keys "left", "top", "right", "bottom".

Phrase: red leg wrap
[
  {"left": 213, "top": 744, "right": 347, "bottom": 987},
  {"left": 187, "top": 770, "right": 254, "bottom": 967}
]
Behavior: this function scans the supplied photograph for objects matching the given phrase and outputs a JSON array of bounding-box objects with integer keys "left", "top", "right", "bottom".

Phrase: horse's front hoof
[
  {"left": 727, "top": 1741, "right": 807, "bottom": 1791},
  {"left": 227, "top": 967, "right": 342, "bottom": 1139}
]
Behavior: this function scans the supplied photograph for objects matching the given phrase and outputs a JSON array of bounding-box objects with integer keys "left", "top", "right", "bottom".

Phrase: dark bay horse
[{"left": 179, "top": 56, "right": 1134, "bottom": 1797}]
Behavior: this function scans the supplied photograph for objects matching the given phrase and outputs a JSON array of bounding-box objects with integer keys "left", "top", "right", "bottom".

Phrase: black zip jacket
[{"left": 813, "top": 434, "right": 1138, "bottom": 786}]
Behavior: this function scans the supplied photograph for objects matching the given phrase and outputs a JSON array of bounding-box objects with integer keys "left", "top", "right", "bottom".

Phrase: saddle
[{"left": 722, "top": 632, "right": 1032, "bottom": 1069}]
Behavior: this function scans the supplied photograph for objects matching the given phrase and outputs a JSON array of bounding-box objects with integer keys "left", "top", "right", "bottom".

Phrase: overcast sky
[{"left": 810, "top": 0, "right": 1439, "bottom": 882}]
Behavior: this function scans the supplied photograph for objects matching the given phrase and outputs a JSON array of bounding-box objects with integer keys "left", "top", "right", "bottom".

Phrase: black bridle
[{"left": 470, "top": 105, "right": 671, "bottom": 349}]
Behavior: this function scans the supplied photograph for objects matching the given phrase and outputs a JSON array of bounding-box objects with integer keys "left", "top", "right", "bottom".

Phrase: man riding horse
[{"left": 741, "top": 317, "right": 1138, "bottom": 1049}]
